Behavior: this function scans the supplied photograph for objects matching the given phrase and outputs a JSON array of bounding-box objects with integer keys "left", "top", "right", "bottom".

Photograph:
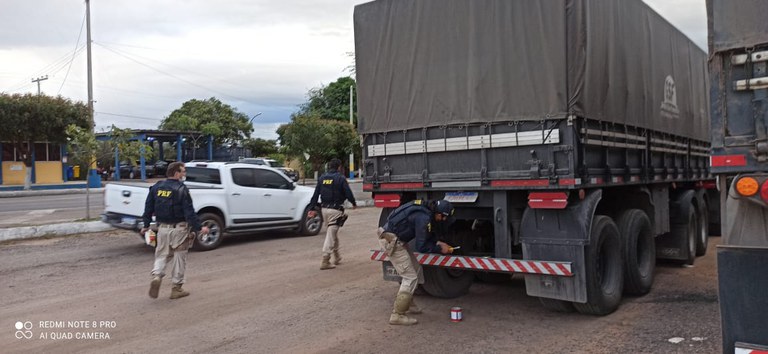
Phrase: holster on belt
[{"left": 378, "top": 230, "right": 398, "bottom": 256}]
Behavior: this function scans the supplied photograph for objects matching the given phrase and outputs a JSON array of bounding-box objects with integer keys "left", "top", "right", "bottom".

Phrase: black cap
[{"left": 434, "top": 200, "right": 455, "bottom": 225}]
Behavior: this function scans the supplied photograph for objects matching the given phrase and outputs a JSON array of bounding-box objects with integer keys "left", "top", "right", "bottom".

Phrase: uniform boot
[
  {"left": 389, "top": 292, "right": 418, "bottom": 325},
  {"left": 320, "top": 254, "right": 336, "bottom": 270},
  {"left": 148, "top": 276, "right": 162, "bottom": 299},
  {"left": 332, "top": 250, "right": 342, "bottom": 265},
  {"left": 407, "top": 298, "right": 422, "bottom": 314},
  {"left": 170, "top": 284, "right": 190, "bottom": 299}
]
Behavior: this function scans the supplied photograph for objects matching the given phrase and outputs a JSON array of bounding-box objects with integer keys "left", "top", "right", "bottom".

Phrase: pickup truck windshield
[{"left": 186, "top": 167, "right": 221, "bottom": 184}]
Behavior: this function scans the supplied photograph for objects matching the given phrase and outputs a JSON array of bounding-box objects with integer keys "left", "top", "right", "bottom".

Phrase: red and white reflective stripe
[
  {"left": 370, "top": 250, "right": 573, "bottom": 277},
  {"left": 374, "top": 193, "right": 401, "bottom": 208},
  {"left": 735, "top": 347, "right": 768, "bottom": 354},
  {"left": 528, "top": 192, "right": 568, "bottom": 209},
  {"left": 711, "top": 154, "right": 747, "bottom": 167}
]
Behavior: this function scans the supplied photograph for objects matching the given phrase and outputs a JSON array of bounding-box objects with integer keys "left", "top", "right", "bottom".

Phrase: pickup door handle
[
  {"left": 231, "top": 193, "right": 241, "bottom": 196},
  {"left": 263, "top": 193, "right": 272, "bottom": 197}
]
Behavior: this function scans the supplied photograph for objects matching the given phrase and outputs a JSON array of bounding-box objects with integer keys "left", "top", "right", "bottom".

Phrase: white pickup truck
[{"left": 101, "top": 161, "right": 323, "bottom": 251}]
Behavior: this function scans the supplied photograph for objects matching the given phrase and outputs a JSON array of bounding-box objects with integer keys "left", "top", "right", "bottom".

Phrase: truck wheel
[
  {"left": 573, "top": 215, "right": 624, "bottom": 316},
  {"left": 617, "top": 209, "right": 655, "bottom": 295},
  {"left": 194, "top": 213, "right": 224, "bottom": 251},
  {"left": 298, "top": 205, "right": 322, "bottom": 236},
  {"left": 378, "top": 207, "right": 394, "bottom": 227},
  {"left": 420, "top": 266, "right": 474, "bottom": 299},
  {"left": 680, "top": 207, "right": 697, "bottom": 265},
  {"left": 539, "top": 297, "right": 575, "bottom": 313},
  {"left": 695, "top": 200, "right": 709, "bottom": 257}
]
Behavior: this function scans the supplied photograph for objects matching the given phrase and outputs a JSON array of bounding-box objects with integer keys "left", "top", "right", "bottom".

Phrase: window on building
[
  {"left": 1, "top": 143, "right": 26, "bottom": 161},
  {"left": 48, "top": 144, "right": 61, "bottom": 162}
]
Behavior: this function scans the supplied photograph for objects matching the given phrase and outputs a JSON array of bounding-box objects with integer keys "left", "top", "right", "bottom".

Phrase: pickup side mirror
[{"left": 289, "top": 182, "right": 296, "bottom": 190}]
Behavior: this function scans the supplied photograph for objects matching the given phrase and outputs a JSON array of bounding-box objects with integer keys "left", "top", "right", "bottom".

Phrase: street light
[{"left": 249, "top": 112, "right": 263, "bottom": 124}]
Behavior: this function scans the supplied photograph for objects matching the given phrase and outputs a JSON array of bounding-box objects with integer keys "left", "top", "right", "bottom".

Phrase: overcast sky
[{"left": 0, "top": 0, "right": 707, "bottom": 140}]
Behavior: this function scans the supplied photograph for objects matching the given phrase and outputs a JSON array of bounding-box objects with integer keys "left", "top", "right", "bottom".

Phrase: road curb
[
  {"left": 0, "top": 199, "right": 376, "bottom": 243},
  {"left": 0, "top": 221, "right": 115, "bottom": 243},
  {"left": 0, "top": 188, "right": 105, "bottom": 198}
]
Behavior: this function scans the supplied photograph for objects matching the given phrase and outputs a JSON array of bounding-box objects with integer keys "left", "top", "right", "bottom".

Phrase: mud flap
[
  {"left": 520, "top": 189, "right": 602, "bottom": 303},
  {"left": 655, "top": 190, "right": 696, "bottom": 262},
  {"left": 718, "top": 246, "right": 768, "bottom": 352}
]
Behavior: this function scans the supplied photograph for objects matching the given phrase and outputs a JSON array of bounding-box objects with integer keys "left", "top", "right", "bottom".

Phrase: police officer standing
[
  {"left": 378, "top": 199, "right": 456, "bottom": 325},
  {"left": 309, "top": 158, "right": 357, "bottom": 270},
  {"left": 141, "top": 162, "right": 209, "bottom": 300}
]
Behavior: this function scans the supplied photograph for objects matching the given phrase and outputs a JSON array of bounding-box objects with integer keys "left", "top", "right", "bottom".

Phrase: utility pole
[
  {"left": 85, "top": 0, "right": 94, "bottom": 220},
  {"left": 31, "top": 75, "right": 48, "bottom": 95},
  {"left": 349, "top": 84, "right": 354, "bottom": 179}
]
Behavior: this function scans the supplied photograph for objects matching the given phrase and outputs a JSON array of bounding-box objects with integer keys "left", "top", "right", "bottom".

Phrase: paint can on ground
[{"left": 450, "top": 307, "right": 463, "bottom": 322}]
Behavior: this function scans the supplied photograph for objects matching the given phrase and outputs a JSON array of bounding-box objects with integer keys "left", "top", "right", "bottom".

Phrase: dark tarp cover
[
  {"left": 354, "top": 0, "right": 709, "bottom": 141},
  {"left": 707, "top": 0, "right": 768, "bottom": 53}
]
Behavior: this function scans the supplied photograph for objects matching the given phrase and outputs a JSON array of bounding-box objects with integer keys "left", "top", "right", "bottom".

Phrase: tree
[
  {"left": 242, "top": 138, "right": 278, "bottom": 157},
  {"left": 296, "top": 77, "right": 357, "bottom": 124},
  {"left": 277, "top": 115, "right": 359, "bottom": 175},
  {"left": 0, "top": 93, "right": 90, "bottom": 189},
  {"left": 160, "top": 97, "right": 253, "bottom": 147},
  {"left": 66, "top": 125, "right": 155, "bottom": 175}
]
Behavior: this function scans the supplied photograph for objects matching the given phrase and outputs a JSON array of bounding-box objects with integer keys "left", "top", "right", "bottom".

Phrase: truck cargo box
[
  {"left": 354, "top": 0, "right": 709, "bottom": 140},
  {"left": 707, "top": 0, "right": 768, "bottom": 174}
]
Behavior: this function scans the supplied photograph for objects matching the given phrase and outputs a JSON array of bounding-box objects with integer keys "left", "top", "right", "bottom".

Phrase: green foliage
[
  {"left": 296, "top": 77, "right": 357, "bottom": 124},
  {"left": 242, "top": 138, "right": 279, "bottom": 157},
  {"left": 0, "top": 93, "right": 90, "bottom": 167},
  {"left": 66, "top": 125, "right": 155, "bottom": 171},
  {"left": 277, "top": 115, "right": 359, "bottom": 173},
  {"left": 160, "top": 97, "right": 252, "bottom": 146}
]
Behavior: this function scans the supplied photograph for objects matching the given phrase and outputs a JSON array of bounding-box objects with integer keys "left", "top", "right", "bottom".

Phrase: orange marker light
[{"left": 736, "top": 177, "right": 759, "bottom": 196}]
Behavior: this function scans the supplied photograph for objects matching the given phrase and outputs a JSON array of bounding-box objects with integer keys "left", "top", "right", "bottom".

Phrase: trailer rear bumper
[{"left": 371, "top": 250, "right": 573, "bottom": 282}]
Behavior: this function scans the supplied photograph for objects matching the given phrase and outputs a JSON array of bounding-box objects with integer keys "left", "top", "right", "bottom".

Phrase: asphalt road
[
  {"left": 1, "top": 207, "right": 722, "bottom": 353},
  {"left": 0, "top": 180, "right": 367, "bottom": 229},
  {"left": 0, "top": 192, "right": 105, "bottom": 228}
]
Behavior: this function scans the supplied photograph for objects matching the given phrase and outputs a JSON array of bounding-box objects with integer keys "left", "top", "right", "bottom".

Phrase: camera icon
[{"left": 15, "top": 321, "right": 33, "bottom": 339}]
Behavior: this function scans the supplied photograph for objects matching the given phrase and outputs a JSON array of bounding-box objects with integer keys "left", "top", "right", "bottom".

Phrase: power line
[
  {"left": 94, "top": 40, "right": 250, "bottom": 92},
  {"left": 58, "top": 11, "right": 87, "bottom": 95},
  {"left": 96, "top": 111, "right": 163, "bottom": 122},
  {"left": 94, "top": 42, "right": 255, "bottom": 104}
]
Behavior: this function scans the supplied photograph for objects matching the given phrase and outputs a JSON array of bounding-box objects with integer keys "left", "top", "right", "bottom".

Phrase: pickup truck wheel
[
  {"left": 298, "top": 206, "right": 322, "bottom": 236},
  {"left": 573, "top": 215, "right": 624, "bottom": 316},
  {"left": 194, "top": 213, "right": 224, "bottom": 251}
]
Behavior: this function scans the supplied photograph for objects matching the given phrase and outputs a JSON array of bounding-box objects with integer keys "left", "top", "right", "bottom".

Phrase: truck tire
[
  {"left": 573, "top": 215, "right": 624, "bottom": 316},
  {"left": 617, "top": 209, "right": 655, "bottom": 295},
  {"left": 378, "top": 207, "right": 394, "bottom": 227},
  {"left": 194, "top": 213, "right": 224, "bottom": 252},
  {"left": 539, "top": 297, "right": 575, "bottom": 313},
  {"left": 420, "top": 266, "right": 474, "bottom": 299},
  {"left": 695, "top": 200, "right": 709, "bottom": 257},
  {"left": 679, "top": 207, "right": 697, "bottom": 265},
  {"left": 298, "top": 205, "right": 323, "bottom": 236}
]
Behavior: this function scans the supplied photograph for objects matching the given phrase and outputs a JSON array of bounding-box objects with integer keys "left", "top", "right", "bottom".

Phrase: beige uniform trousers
[
  {"left": 152, "top": 222, "right": 191, "bottom": 285},
  {"left": 378, "top": 228, "right": 424, "bottom": 294},
  {"left": 321, "top": 208, "right": 344, "bottom": 256}
]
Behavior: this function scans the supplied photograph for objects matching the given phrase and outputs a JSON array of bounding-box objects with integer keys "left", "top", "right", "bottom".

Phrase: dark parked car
[
  {"left": 118, "top": 161, "right": 156, "bottom": 179},
  {"left": 153, "top": 160, "right": 172, "bottom": 176},
  {"left": 239, "top": 157, "right": 299, "bottom": 181}
]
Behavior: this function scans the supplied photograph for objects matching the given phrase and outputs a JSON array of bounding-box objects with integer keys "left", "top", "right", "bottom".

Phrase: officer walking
[
  {"left": 141, "top": 162, "right": 209, "bottom": 300},
  {"left": 378, "top": 199, "right": 456, "bottom": 325},
  {"left": 309, "top": 158, "right": 357, "bottom": 270}
]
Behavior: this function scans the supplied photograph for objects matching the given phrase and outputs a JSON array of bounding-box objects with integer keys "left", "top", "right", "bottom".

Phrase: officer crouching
[{"left": 378, "top": 199, "right": 456, "bottom": 325}]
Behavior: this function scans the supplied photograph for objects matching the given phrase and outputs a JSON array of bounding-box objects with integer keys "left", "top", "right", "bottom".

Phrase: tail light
[
  {"left": 760, "top": 180, "right": 768, "bottom": 204},
  {"left": 736, "top": 176, "right": 759, "bottom": 196}
]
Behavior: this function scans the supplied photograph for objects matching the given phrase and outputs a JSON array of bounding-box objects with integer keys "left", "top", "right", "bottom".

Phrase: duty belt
[
  {"left": 322, "top": 204, "right": 344, "bottom": 211},
  {"left": 159, "top": 221, "right": 188, "bottom": 228}
]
